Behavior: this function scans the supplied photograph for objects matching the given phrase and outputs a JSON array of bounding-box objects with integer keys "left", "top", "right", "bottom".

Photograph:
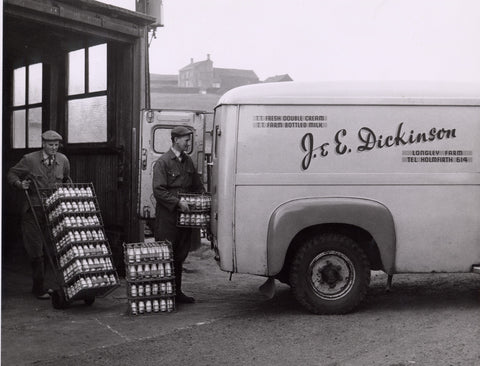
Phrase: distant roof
[
  {"left": 179, "top": 59, "right": 212, "bottom": 71},
  {"left": 150, "top": 74, "right": 178, "bottom": 82},
  {"left": 214, "top": 68, "right": 258, "bottom": 80},
  {"left": 217, "top": 81, "right": 480, "bottom": 106},
  {"left": 264, "top": 74, "right": 293, "bottom": 83}
]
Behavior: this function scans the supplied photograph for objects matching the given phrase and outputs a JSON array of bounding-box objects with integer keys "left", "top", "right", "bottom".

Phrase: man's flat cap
[
  {"left": 171, "top": 126, "right": 192, "bottom": 138},
  {"left": 42, "top": 130, "right": 63, "bottom": 141}
]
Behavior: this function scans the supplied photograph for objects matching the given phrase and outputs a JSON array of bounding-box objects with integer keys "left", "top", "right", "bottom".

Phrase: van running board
[{"left": 473, "top": 265, "right": 480, "bottom": 274}]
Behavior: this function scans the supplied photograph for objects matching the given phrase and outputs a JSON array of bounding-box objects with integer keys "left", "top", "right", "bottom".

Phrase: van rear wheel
[{"left": 290, "top": 233, "right": 370, "bottom": 314}]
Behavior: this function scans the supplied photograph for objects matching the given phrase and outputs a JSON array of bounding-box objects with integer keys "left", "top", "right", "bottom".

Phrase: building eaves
[
  {"left": 213, "top": 67, "right": 258, "bottom": 79},
  {"left": 53, "top": 0, "right": 156, "bottom": 25},
  {"left": 179, "top": 59, "right": 212, "bottom": 72}
]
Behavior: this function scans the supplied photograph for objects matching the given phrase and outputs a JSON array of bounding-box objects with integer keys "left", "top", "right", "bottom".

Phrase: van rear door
[{"left": 138, "top": 109, "right": 207, "bottom": 219}]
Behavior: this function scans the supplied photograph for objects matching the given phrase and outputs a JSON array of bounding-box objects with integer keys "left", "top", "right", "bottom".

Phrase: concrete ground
[
  {"left": 1, "top": 241, "right": 268, "bottom": 365},
  {"left": 2, "top": 240, "right": 480, "bottom": 366}
]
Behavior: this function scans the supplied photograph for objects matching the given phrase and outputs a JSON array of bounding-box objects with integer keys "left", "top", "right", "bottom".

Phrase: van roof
[{"left": 217, "top": 81, "right": 480, "bottom": 106}]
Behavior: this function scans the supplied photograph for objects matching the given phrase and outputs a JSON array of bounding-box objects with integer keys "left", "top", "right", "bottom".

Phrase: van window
[{"left": 153, "top": 126, "right": 194, "bottom": 155}]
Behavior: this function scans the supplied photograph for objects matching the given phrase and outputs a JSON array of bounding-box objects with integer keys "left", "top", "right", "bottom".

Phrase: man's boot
[{"left": 174, "top": 261, "right": 194, "bottom": 303}]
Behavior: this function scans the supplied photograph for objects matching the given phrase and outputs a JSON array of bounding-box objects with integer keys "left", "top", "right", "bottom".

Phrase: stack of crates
[
  {"left": 124, "top": 241, "right": 176, "bottom": 315},
  {"left": 43, "top": 183, "right": 119, "bottom": 302}
]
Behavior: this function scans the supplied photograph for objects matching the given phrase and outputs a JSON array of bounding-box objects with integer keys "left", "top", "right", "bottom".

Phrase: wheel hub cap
[{"left": 309, "top": 250, "right": 355, "bottom": 300}]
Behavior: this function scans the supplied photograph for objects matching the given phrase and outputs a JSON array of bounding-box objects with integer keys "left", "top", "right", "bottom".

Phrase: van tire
[{"left": 290, "top": 233, "right": 370, "bottom": 314}]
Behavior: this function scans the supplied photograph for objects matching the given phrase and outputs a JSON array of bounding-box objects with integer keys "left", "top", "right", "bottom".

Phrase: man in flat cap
[
  {"left": 152, "top": 126, "right": 204, "bottom": 304},
  {"left": 8, "top": 130, "right": 70, "bottom": 299}
]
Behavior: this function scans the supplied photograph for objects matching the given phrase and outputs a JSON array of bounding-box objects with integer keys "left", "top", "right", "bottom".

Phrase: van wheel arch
[
  {"left": 276, "top": 224, "right": 382, "bottom": 285},
  {"left": 268, "top": 197, "right": 396, "bottom": 276}
]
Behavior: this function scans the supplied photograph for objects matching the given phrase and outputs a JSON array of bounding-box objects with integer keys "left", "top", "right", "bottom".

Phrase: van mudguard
[{"left": 267, "top": 197, "right": 396, "bottom": 275}]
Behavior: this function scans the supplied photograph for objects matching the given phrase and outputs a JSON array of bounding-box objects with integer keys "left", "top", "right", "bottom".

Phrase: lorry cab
[{"left": 210, "top": 81, "right": 480, "bottom": 314}]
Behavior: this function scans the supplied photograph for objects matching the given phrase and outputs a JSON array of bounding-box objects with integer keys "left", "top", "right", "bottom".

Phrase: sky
[
  {"left": 59, "top": 0, "right": 480, "bottom": 82},
  {"left": 142, "top": 0, "right": 480, "bottom": 82}
]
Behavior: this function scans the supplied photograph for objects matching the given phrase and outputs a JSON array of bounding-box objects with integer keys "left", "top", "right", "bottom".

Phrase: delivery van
[{"left": 209, "top": 81, "right": 480, "bottom": 314}]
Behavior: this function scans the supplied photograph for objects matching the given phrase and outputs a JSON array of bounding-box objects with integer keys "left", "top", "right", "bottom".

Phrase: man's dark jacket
[{"left": 152, "top": 149, "right": 204, "bottom": 243}]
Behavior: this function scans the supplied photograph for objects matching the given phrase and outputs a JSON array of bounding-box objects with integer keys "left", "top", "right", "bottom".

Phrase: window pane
[
  {"left": 13, "top": 67, "right": 26, "bottom": 106},
  {"left": 68, "top": 49, "right": 85, "bottom": 95},
  {"left": 89, "top": 44, "right": 107, "bottom": 92},
  {"left": 12, "top": 110, "right": 26, "bottom": 148},
  {"left": 153, "top": 128, "right": 172, "bottom": 154},
  {"left": 153, "top": 127, "right": 193, "bottom": 154},
  {"left": 28, "top": 63, "right": 43, "bottom": 104},
  {"left": 28, "top": 107, "right": 42, "bottom": 148},
  {"left": 68, "top": 96, "right": 107, "bottom": 143}
]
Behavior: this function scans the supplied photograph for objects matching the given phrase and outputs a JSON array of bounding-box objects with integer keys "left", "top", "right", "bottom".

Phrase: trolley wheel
[
  {"left": 51, "top": 289, "right": 68, "bottom": 309},
  {"left": 84, "top": 296, "right": 95, "bottom": 306}
]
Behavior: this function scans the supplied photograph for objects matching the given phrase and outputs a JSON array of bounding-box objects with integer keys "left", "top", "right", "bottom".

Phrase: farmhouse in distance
[{"left": 150, "top": 55, "right": 292, "bottom": 111}]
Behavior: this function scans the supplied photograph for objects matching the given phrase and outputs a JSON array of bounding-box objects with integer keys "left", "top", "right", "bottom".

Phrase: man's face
[
  {"left": 42, "top": 140, "right": 60, "bottom": 156},
  {"left": 175, "top": 135, "right": 191, "bottom": 153}
]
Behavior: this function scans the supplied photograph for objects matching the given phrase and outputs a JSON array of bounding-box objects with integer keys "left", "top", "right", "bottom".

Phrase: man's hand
[
  {"left": 178, "top": 201, "right": 190, "bottom": 212},
  {"left": 17, "top": 180, "right": 31, "bottom": 190}
]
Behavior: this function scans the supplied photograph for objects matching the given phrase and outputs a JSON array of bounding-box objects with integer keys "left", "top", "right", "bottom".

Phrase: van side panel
[
  {"left": 235, "top": 184, "right": 480, "bottom": 275},
  {"left": 231, "top": 104, "right": 480, "bottom": 275},
  {"left": 267, "top": 198, "right": 396, "bottom": 274},
  {"left": 236, "top": 105, "right": 479, "bottom": 175}
]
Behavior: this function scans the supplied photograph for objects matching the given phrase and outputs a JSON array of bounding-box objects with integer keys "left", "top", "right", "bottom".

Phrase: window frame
[
  {"left": 10, "top": 62, "right": 46, "bottom": 149},
  {"left": 65, "top": 43, "right": 110, "bottom": 147}
]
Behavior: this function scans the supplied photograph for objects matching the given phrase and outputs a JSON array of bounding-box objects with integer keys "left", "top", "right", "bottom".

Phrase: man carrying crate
[
  {"left": 152, "top": 126, "right": 205, "bottom": 304},
  {"left": 7, "top": 130, "right": 70, "bottom": 299}
]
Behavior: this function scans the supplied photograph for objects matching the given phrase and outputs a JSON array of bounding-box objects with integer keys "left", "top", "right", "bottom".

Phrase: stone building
[{"left": 178, "top": 55, "right": 259, "bottom": 94}]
